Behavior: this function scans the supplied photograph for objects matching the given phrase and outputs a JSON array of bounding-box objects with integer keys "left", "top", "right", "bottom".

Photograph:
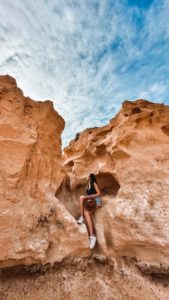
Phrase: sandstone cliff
[
  {"left": 63, "top": 99, "right": 169, "bottom": 271},
  {"left": 0, "top": 75, "right": 89, "bottom": 268},
  {"left": 1, "top": 75, "right": 169, "bottom": 300}
]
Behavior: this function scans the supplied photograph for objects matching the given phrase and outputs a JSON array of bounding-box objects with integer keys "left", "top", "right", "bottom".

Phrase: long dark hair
[{"left": 89, "top": 173, "right": 97, "bottom": 187}]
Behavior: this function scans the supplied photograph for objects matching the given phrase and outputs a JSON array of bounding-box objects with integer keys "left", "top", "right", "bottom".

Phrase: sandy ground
[{"left": 0, "top": 257, "right": 169, "bottom": 300}]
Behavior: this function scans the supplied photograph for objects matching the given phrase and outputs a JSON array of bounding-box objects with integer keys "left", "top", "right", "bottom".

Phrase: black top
[{"left": 86, "top": 183, "right": 97, "bottom": 195}]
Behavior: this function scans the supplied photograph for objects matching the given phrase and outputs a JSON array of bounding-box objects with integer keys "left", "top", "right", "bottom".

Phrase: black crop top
[{"left": 86, "top": 183, "right": 97, "bottom": 195}]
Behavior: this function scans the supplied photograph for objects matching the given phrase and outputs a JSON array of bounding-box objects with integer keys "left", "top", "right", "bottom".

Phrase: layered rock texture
[
  {"left": 1, "top": 257, "right": 169, "bottom": 300},
  {"left": 0, "top": 75, "right": 88, "bottom": 268},
  {"left": 1, "top": 75, "right": 169, "bottom": 299},
  {"left": 63, "top": 98, "right": 169, "bottom": 270}
]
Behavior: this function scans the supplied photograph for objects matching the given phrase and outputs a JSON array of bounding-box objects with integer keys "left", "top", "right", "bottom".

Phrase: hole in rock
[
  {"left": 55, "top": 172, "right": 120, "bottom": 217},
  {"left": 149, "top": 111, "right": 154, "bottom": 117},
  {"left": 94, "top": 144, "right": 106, "bottom": 155},
  {"left": 96, "top": 172, "right": 120, "bottom": 196},
  {"left": 65, "top": 160, "right": 74, "bottom": 169},
  {"left": 131, "top": 107, "right": 141, "bottom": 114},
  {"left": 75, "top": 132, "right": 80, "bottom": 141},
  {"left": 161, "top": 124, "right": 169, "bottom": 137}
]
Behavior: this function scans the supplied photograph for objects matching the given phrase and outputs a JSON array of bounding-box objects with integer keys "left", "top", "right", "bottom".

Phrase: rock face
[
  {"left": 1, "top": 75, "right": 169, "bottom": 282},
  {"left": 1, "top": 257, "right": 169, "bottom": 300},
  {"left": 1, "top": 75, "right": 169, "bottom": 299},
  {"left": 0, "top": 75, "right": 89, "bottom": 268},
  {"left": 63, "top": 99, "right": 169, "bottom": 269}
]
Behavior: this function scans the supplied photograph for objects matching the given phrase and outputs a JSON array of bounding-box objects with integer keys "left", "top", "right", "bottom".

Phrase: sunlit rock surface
[
  {"left": 0, "top": 75, "right": 89, "bottom": 268},
  {"left": 63, "top": 99, "right": 169, "bottom": 268},
  {"left": 1, "top": 75, "right": 169, "bottom": 300}
]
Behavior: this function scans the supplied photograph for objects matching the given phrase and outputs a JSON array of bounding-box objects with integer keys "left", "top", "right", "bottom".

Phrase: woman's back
[{"left": 86, "top": 183, "right": 96, "bottom": 195}]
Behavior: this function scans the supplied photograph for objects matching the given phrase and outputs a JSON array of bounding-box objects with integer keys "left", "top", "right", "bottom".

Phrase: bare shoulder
[
  {"left": 94, "top": 182, "right": 100, "bottom": 191},
  {"left": 93, "top": 182, "right": 99, "bottom": 188}
]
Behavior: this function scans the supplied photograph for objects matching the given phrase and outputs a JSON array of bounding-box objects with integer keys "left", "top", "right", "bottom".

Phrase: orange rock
[
  {"left": 1, "top": 75, "right": 169, "bottom": 274},
  {"left": 0, "top": 75, "right": 89, "bottom": 268},
  {"left": 63, "top": 99, "right": 169, "bottom": 268}
]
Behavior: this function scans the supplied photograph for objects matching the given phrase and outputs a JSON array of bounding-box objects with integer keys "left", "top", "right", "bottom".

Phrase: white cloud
[{"left": 0, "top": 0, "right": 169, "bottom": 148}]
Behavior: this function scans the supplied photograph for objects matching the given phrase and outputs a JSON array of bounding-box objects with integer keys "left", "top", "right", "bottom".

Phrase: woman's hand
[
  {"left": 81, "top": 195, "right": 89, "bottom": 200},
  {"left": 84, "top": 195, "right": 89, "bottom": 199}
]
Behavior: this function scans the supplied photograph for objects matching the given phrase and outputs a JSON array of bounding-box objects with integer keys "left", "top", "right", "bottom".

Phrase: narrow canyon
[{"left": 0, "top": 75, "right": 169, "bottom": 300}]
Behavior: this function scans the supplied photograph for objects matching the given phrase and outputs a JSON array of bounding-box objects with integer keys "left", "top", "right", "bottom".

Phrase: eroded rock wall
[
  {"left": 63, "top": 99, "right": 169, "bottom": 269},
  {"left": 1, "top": 75, "right": 169, "bottom": 278},
  {"left": 0, "top": 75, "right": 89, "bottom": 268},
  {"left": 1, "top": 257, "right": 169, "bottom": 300}
]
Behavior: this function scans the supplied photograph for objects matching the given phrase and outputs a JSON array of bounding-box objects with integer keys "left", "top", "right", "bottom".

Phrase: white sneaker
[
  {"left": 89, "top": 235, "right": 96, "bottom": 250},
  {"left": 77, "top": 216, "right": 84, "bottom": 224}
]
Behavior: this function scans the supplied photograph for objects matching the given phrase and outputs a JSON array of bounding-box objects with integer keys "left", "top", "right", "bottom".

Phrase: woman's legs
[
  {"left": 84, "top": 209, "right": 94, "bottom": 236},
  {"left": 84, "top": 209, "right": 96, "bottom": 249},
  {"left": 79, "top": 195, "right": 85, "bottom": 216},
  {"left": 77, "top": 195, "right": 86, "bottom": 223}
]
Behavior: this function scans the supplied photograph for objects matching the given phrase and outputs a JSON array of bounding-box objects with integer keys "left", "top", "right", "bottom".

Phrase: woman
[{"left": 77, "top": 173, "right": 102, "bottom": 250}]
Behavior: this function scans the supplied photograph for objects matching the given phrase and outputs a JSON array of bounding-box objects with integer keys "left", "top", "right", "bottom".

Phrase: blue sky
[{"left": 0, "top": 0, "right": 169, "bottom": 148}]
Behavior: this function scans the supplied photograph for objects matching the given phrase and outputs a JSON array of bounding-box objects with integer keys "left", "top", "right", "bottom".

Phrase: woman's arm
[{"left": 88, "top": 182, "right": 101, "bottom": 199}]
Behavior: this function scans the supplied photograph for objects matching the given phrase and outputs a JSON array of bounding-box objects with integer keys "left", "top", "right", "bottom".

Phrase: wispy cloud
[{"left": 0, "top": 0, "right": 169, "bottom": 148}]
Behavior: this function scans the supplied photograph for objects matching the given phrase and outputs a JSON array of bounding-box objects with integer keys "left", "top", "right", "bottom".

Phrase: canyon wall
[
  {"left": 1, "top": 75, "right": 169, "bottom": 277},
  {"left": 0, "top": 75, "right": 89, "bottom": 268},
  {"left": 63, "top": 99, "right": 169, "bottom": 270}
]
